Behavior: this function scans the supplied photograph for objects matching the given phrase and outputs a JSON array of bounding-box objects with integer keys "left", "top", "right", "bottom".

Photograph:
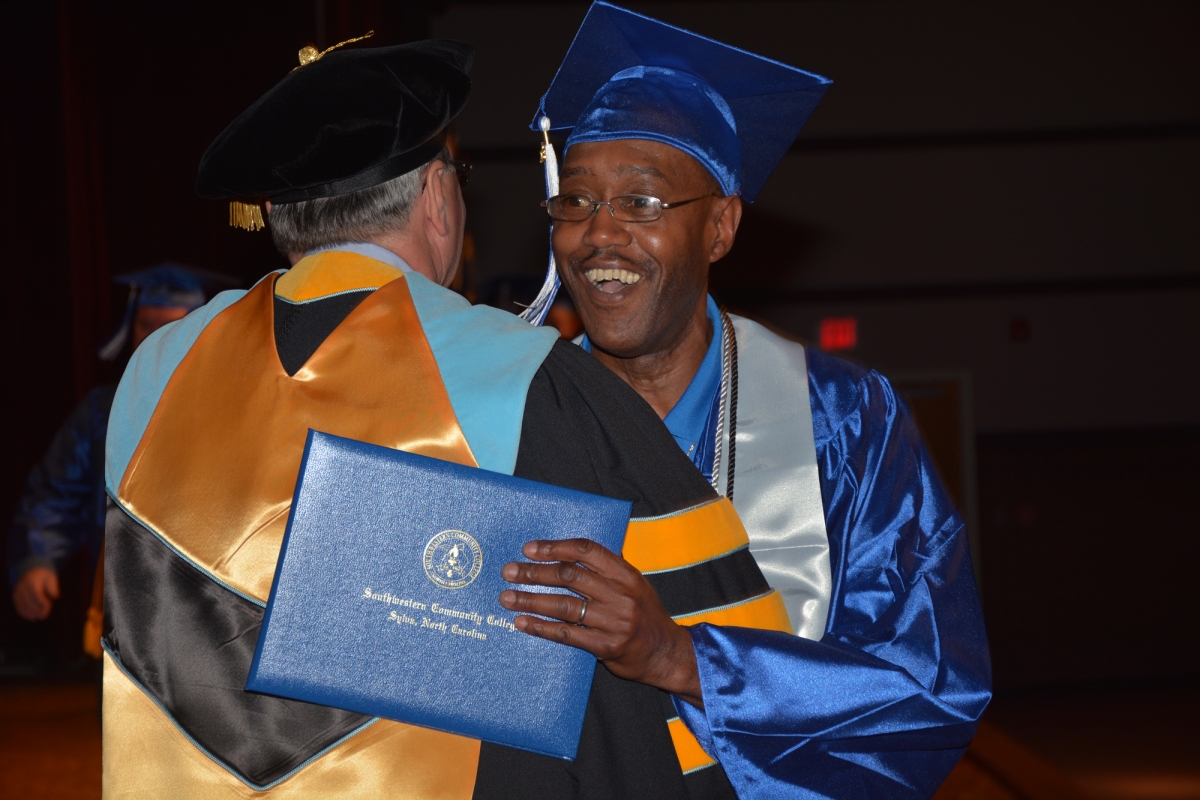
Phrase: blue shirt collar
[
  {"left": 580, "top": 295, "right": 723, "bottom": 468},
  {"left": 305, "top": 241, "right": 412, "bottom": 273}
]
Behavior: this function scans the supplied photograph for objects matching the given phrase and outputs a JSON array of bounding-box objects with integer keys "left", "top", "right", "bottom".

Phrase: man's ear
[
  {"left": 422, "top": 160, "right": 452, "bottom": 238},
  {"left": 708, "top": 195, "right": 743, "bottom": 264}
]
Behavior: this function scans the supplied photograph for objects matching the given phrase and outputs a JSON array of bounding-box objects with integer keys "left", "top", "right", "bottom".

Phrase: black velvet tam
[{"left": 196, "top": 39, "right": 473, "bottom": 203}]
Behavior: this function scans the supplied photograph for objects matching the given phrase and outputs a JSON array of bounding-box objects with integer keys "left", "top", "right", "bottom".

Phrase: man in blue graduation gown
[
  {"left": 8, "top": 266, "right": 229, "bottom": 628},
  {"left": 501, "top": 3, "right": 992, "bottom": 797}
]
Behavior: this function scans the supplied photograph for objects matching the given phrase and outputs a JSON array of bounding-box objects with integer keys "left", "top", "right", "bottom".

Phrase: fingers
[
  {"left": 497, "top": 589, "right": 612, "bottom": 659},
  {"left": 502, "top": 558, "right": 604, "bottom": 596},
  {"left": 521, "top": 538, "right": 625, "bottom": 574},
  {"left": 510, "top": 614, "right": 610, "bottom": 656},
  {"left": 13, "top": 584, "right": 51, "bottom": 621},
  {"left": 499, "top": 588, "right": 590, "bottom": 626},
  {"left": 15, "top": 569, "right": 60, "bottom": 621}
]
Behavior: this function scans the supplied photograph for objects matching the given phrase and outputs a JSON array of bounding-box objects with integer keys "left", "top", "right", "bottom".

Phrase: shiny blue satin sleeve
[
  {"left": 674, "top": 350, "right": 991, "bottom": 798},
  {"left": 7, "top": 385, "right": 114, "bottom": 585}
]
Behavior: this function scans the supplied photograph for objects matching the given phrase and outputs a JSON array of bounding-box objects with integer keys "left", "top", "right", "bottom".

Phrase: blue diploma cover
[{"left": 247, "top": 431, "right": 632, "bottom": 761}]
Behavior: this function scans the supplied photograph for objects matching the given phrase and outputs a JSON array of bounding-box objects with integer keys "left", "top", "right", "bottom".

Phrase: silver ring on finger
[{"left": 577, "top": 598, "right": 589, "bottom": 626}]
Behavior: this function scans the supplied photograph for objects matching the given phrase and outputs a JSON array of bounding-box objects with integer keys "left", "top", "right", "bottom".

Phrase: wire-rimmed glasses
[{"left": 543, "top": 193, "right": 717, "bottom": 223}]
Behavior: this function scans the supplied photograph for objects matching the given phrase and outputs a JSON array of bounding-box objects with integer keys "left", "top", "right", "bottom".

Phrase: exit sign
[{"left": 820, "top": 317, "right": 857, "bottom": 351}]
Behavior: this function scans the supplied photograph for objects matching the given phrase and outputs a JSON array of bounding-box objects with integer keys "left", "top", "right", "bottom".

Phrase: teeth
[{"left": 584, "top": 268, "right": 642, "bottom": 286}]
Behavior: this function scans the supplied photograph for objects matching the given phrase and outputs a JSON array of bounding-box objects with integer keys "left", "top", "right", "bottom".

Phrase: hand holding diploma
[{"left": 500, "top": 539, "right": 704, "bottom": 709}]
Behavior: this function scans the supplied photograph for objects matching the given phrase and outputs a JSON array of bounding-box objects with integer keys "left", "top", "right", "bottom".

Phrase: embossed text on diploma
[{"left": 363, "top": 586, "right": 520, "bottom": 642}]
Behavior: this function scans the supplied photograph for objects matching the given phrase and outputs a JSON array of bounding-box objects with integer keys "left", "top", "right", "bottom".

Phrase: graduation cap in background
[
  {"left": 196, "top": 35, "right": 474, "bottom": 232},
  {"left": 98, "top": 264, "right": 239, "bottom": 361},
  {"left": 518, "top": 0, "right": 831, "bottom": 326}
]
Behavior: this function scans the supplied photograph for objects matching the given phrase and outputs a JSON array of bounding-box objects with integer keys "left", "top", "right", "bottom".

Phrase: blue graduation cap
[
  {"left": 533, "top": 0, "right": 831, "bottom": 202},
  {"left": 99, "top": 264, "right": 238, "bottom": 360},
  {"left": 518, "top": 0, "right": 830, "bottom": 325}
]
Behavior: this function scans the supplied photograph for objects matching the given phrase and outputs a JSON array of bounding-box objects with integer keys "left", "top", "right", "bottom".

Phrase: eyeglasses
[
  {"left": 446, "top": 159, "right": 471, "bottom": 189},
  {"left": 543, "top": 193, "right": 717, "bottom": 223}
]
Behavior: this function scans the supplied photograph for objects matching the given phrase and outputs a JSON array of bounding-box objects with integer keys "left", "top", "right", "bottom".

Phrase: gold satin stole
[{"left": 106, "top": 254, "right": 481, "bottom": 798}]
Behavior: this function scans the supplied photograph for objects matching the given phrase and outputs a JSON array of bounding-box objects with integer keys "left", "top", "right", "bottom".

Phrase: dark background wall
[{"left": 2, "top": 0, "right": 1197, "bottom": 691}]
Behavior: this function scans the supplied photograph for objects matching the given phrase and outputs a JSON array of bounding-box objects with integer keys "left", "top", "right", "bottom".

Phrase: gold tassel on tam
[
  {"left": 229, "top": 200, "right": 265, "bottom": 231},
  {"left": 296, "top": 31, "right": 375, "bottom": 69}
]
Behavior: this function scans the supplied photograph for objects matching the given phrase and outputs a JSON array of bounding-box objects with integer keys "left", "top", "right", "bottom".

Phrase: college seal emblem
[{"left": 423, "top": 530, "right": 483, "bottom": 590}]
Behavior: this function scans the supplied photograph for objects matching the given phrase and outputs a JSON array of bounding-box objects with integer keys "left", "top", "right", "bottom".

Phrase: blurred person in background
[{"left": 8, "top": 266, "right": 232, "bottom": 634}]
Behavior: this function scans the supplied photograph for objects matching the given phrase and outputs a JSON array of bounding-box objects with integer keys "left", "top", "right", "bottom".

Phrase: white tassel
[
  {"left": 98, "top": 284, "right": 138, "bottom": 361},
  {"left": 97, "top": 323, "right": 130, "bottom": 361},
  {"left": 519, "top": 115, "right": 562, "bottom": 326}
]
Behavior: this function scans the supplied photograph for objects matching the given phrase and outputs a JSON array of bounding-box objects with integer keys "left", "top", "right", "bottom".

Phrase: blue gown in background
[{"left": 7, "top": 384, "right": 115, "bottom": 586}]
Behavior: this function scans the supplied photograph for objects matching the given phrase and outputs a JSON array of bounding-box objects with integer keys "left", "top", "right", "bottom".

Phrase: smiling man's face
[{"left": 551, "top": 139, "right": 740, "bottom": 361}]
